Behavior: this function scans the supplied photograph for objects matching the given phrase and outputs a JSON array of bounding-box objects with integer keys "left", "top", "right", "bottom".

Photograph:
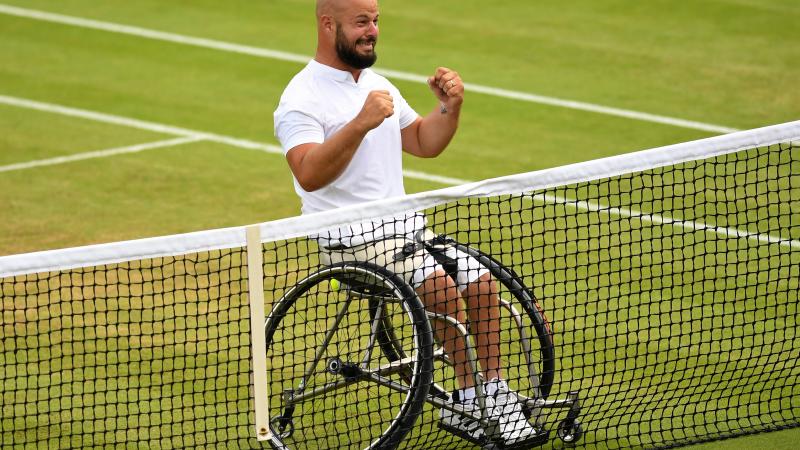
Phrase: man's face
[{"left": 334, "top": 2, "right": 379, "bottom": 70}]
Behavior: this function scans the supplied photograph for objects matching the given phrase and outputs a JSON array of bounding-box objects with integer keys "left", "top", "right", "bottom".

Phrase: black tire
[
  {"left": 264, "top": 262, "right": 434, "bottom": 450},
  {"left": 368, "top": 241, "right": 556, "bottom": 400}
]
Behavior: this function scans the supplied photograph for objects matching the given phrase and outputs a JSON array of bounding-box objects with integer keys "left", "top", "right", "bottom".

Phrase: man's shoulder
[
  {"left": 277, "top": 65, "right": 323, "bottom": 115},
  {"left": 282, "top": 64, "right": 316, "bottom": 95}
]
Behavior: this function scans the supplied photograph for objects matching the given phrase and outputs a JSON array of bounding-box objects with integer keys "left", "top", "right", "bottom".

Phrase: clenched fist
[
  {"left": 355, "top": 90, "right": 394, "bottom": 131},
  {"left": 428, "top": 67, "right": 464, "bottom": 111}
]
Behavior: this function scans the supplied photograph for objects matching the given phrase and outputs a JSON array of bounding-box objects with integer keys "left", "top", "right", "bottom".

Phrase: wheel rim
[{"left": 264, "top": 263, "right": 433, "bottom": 449}]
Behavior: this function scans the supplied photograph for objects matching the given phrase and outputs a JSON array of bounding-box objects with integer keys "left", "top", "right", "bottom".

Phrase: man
[{"left": 273, "top": 0, "right": 542, "bottom": 446}]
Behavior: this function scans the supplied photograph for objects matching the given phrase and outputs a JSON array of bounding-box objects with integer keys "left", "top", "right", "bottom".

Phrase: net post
[{"left": 246, "top": 225, "right": 272, "bottom": 441}]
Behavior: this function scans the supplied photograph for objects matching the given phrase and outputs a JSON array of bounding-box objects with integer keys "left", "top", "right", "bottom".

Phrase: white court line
[
  {"left": 0, "top": 94, "right": 283, "bottom": 154},
  {"left": 0, "top": 3, "right": 740, "bottom": 135},
  {"left": 0, "top": 136, "right": 202, "bottom": 172},
  {"left": 529, "top": 193, "right": 800, "bottom": 251},
  {"left": 0, "top": 94, "right": 448, "bottom": 184},
  {"left": 1, "top": 93, "right": 796, "bottom": 251}
]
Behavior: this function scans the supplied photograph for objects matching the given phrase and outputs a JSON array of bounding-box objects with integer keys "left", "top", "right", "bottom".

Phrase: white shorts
[{"left": 318, "top": 229, "right": 489, "bottom": 293}]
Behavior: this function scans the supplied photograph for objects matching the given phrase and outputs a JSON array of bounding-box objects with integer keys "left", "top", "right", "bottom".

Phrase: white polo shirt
[
  {"left": 274, "top": 60, "right": 424, "bottom": 246},
  {"left": 274, "top": 59, "right": 419, "bottom": 213}
]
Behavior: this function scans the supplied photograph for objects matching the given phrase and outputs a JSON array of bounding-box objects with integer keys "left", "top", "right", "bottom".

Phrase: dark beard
[{"left": 335, "top": 25, "right": 377, "bottom": 70}]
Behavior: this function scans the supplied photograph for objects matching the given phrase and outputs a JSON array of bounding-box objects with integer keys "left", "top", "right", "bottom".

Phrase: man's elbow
[
  {"left": 297, "top": 177, "right": 324, "bottom": 192},
  {"left": 416, "top": 134, "right": 453, "bottom": 158},
  {"left": 417, "top": 146, "right": 446, "bottom": 158},
  {"left": 296, "top": 172, "right": 328, "bottom": 192}
]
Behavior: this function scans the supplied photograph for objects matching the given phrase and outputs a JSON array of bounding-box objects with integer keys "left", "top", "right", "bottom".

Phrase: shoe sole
[{"left": 439, "top": 422, "right": 550, "bottom": 449}]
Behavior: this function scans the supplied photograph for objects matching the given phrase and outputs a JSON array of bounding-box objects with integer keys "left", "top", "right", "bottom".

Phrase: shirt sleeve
[
  {"left": 274, "top": 107, "right": 325, "bottom": 155},
  {"left": 394, "top": 92, "right": 420, "bottom": 130}
]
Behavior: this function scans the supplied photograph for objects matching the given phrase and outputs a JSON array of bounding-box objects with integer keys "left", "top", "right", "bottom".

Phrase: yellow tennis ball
[{"left": 330, "top": 278, "right": 340, "bottom": 291}]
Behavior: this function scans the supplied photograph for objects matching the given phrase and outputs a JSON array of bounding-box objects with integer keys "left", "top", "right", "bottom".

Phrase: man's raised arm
[
  {"left": 286, "top": 90, "right": 394, "bottom": 192},
  {"left": 402, "top": 67, "right": 464, "bottom": 158}
]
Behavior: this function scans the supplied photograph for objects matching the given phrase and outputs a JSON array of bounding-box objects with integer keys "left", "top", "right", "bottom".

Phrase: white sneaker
[
  {"left": 485, "top": 379, "right": 544, "bottom": 447},
  {"left": 439, "top": 396, "right": 486, "bottom": 445}
]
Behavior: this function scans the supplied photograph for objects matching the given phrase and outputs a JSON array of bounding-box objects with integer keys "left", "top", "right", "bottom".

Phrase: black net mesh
[
  {"left": 0, "top": 249, "right": 259, "bottom": 448},
  {"left": 2, "top": 138, "right": 799, "bottom": 449}
]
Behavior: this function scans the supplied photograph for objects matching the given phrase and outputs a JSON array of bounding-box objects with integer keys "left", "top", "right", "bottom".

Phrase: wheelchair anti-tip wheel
[
  {"left": 557, "top": 419, "right": 583, "bottom": 444},
  {"left": 264, "top": 262, "right": 434, "bottom": 450}
]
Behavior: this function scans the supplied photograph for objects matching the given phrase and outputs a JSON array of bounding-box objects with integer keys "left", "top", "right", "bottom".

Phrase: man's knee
[
  {"left": 468, "top": 272, "right": 496, "bottom": 294},
  {"left": 463, "top": 272, "right": 499, "bottom": 307},
  {"left": 417, "top": 269, "right": 461, "bottom": 315}
]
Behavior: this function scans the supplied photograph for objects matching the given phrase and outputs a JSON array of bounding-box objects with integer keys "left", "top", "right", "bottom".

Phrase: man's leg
[
  {"left": 462, "top": 274, "right": 544, "bottom": 444},
  {"left": 416, "top": 270, "right": 504, "bottom": 388},
  {"left": 419, "top": 269, "right": 499, "bottom": 444},
  {"left": 427, "top": 248, "right": 543, "bottom": 445},
  {"left": 461, "top": 272, "right": 503, "bottom": 382},
  {"left": 415, "top": 269, "right": 477, "bottom": 389}
]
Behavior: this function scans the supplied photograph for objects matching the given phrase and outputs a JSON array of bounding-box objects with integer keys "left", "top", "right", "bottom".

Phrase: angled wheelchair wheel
[
  {"left": 368, "top": 240, "right": 556, "bottom": 403},
  {"left": 454, "top": 243, "right": 556, "bottom": 400},
  {"left": 264, "top": 262, "right": 434, "bottom": 450}
]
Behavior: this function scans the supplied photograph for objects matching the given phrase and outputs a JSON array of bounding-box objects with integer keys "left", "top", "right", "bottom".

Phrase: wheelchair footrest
[{"left": 438, "top": 421, "right": 550, "bottom": 450}]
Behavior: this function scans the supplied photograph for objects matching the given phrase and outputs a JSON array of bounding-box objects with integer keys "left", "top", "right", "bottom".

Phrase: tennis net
[{"left": 1, "top": 120, "right": 799, "bottom": 449}]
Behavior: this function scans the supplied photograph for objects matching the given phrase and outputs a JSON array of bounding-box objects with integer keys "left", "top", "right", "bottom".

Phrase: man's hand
[
  {"left": 354, "top": 90, "right": 394, "bottom": 131},
  {"left": 428, "top": 67, "right": 464, "bottom": 111}
]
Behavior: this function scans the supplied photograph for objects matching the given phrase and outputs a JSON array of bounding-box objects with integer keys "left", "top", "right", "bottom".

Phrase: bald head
[
  {"left": 315, "top": 0, "right": 380, "bottom": 74},
  {"left": 316, "top": 0, "right": 378, "bottom": 20},
  {"left": 316, "top": 0, "right": 346, "bottom": 19},
  {"left": 315, "top": 0, "right": 331, "bottom": 18}
]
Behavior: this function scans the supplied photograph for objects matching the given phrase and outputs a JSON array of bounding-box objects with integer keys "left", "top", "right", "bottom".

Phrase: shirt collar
[{"left": 308, "top": 59, "right": 368, "bottom": 84}]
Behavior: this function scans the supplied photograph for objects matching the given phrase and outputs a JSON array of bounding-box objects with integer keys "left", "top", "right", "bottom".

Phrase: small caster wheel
[
  {"left": 327, "top": 357, "right": 342, "bottom": 375},
  {"left": 557, "top": 419, "right": 583, "bottom": 444},
  {"left": 270, "top": 415, "right": 295, "bottom": 439}
]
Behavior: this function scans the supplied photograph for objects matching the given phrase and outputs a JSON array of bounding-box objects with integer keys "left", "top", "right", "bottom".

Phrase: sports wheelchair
[{"left": 263, "top": 233, "right": 582, "bottom": 449}]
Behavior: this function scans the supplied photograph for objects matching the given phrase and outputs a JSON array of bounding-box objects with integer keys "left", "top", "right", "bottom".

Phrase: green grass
[
  {"left": 1, "top": 0, "right": 798, "bottom": 251},
  {"left": 0, "top": 0, "right": 799, "bottom": 448}
]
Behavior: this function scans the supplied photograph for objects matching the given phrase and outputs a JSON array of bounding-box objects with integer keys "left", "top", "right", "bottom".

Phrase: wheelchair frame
[{"left": 263, "top": 235, "right": 582, "bottom": 450}]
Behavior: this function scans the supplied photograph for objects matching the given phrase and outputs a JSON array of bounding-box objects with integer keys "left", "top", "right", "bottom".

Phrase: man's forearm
[
  {"left": 415, "top": 104, "right": 461, "bottom": 158},
  {"left": 291, "top": 120, "right": 370, "bottom": 191}
]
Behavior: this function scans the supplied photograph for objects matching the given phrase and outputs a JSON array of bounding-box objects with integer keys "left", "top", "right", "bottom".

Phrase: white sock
[
  {"left": 457, "top": 387, "right": 476, "bottom": 403},
  {"left": 484, "top": 378, "right": 504, "bottom": 397}
]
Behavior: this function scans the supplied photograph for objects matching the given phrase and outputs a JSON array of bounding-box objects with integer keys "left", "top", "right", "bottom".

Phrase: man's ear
[{"left": 320, "top": 15, "right": 334, "bottom": 33}]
